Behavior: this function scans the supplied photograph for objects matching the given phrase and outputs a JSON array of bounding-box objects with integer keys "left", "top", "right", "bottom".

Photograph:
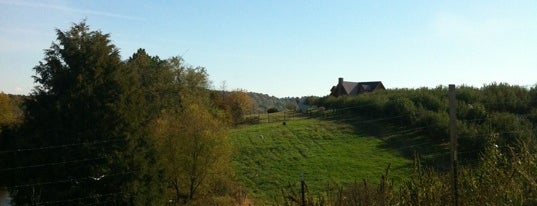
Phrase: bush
[{"left": 267, "top": 108, "right": 279, "bottom": 113}]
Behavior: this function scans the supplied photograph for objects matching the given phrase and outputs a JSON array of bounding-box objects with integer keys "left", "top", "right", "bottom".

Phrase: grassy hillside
[{"left": 230, "top": 117, "right": 413, "bottom": 203}]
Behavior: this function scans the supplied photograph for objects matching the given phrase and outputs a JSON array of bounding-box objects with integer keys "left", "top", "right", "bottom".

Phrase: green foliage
[
  {"left": 127, "top": 46, "right": 239, "bottom": 204},
  {"left": 0, "top": 21, "right": 240, "bottom": 205},
  {"left": 384, "top": 96, "right": 417, "bottom": 124},
  {"left": 0, "top": 21, "right": 167, "bottom": 205},
  {"left": 152, "top": 103, "right": 234, "bottom": 204},
  {"left": 267, "top": 108, "right": 279, "bottom": 113},
  {"left": 314, "top": 84, "right": 537, "bottom": 168},
  {"left": 417, "top": 110, "right": 449, "bottom": 142},
  {"left": 482, "top": 83, "right": 530, "bottom": 114},
  {"left": 246, "top": 92, "right": 299, "bottom": 113},
  {"left": 403, "top": 142, "right": 537, "bottom": 205},
  {"left": 278, "top": 142, "right": 537, "bottom": 205},
  {"left": 487, "top": 112, "right": 535, "bottom": 148},
  {"left": 303, "top": 96, "right": 321, "bottom": 106},
  {"left": 126, "top": 49, "right": 176, "bottom": 118}
]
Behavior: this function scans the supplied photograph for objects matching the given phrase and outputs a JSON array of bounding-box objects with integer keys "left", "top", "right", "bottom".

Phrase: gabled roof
[
  {"left": 342, "top": 82, "right": 359, "bottom": 95},
  {"left": 341, "top": 81, "right": 383, "bottom": 94},
  {"left": 330, "top": 79, "right": 385, "bottom": 97},
  {"left": 357, "top": 81, "right": 384, "bottom": 92}
]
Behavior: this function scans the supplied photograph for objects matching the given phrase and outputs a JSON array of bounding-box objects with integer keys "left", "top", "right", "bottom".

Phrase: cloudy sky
[{"left": 1, "top": 0, "right": 536, "bottom": 97}]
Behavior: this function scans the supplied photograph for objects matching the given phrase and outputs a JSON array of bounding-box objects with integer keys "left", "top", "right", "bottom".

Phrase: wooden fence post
[{"left": 449, "top": 84, "right": 458, "bottom": 206}]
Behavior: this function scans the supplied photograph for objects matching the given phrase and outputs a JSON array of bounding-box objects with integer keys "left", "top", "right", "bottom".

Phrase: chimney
[{"left": 338, "top": 77, "right": 343, "bottom": 85}]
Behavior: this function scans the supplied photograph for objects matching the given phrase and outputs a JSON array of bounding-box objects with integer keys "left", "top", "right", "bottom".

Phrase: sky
[{"left": 1, "top": 0, "right": 536, "bottom": 97}]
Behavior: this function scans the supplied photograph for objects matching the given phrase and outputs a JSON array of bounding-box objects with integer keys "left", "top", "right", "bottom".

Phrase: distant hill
[{"left": 246, "top": 92, "right": 299, "bottom": 114}]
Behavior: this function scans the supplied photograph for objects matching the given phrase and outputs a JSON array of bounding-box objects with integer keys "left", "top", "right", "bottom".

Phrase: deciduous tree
[
  {"left": 0, "top": 92, "right": 18, "bottom": 127},
  {"left": 153, "top": 101, "right": 233, "bottom": 204},
  {"left": 220, "top": 90, "right": 252, "bottom": 125}
]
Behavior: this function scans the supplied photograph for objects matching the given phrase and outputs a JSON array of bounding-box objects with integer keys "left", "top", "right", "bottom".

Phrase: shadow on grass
[
  {"left": 244, "top": 110, "right": 452, "bottom": 170},
  {"left": 322, "top": 111, "right": 451, "bottom": 171}
]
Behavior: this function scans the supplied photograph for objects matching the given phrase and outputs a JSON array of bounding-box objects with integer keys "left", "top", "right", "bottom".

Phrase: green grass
[
  {"left": 245, "top": 111, "right": 306, "bottom": 124},
  {"left": 230, "top": 118, "right": 413, "bottom": 203}
]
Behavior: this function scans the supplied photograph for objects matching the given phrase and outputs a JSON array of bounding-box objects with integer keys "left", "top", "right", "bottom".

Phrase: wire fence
[{"left": 2, "top": 99, "right": 536, "bottom": 205}]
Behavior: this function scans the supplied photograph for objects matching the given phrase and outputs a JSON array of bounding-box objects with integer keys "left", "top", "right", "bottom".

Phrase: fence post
[
  {"left": 301, "top": 173, "right": 306, "bottom": 206},
  {"left": 449, "top": 84, "right": 458, "bottom": 206}
]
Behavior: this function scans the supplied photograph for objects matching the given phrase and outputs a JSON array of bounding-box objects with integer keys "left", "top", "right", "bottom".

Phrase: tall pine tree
[{"left": 1, "top": 21, "right": 165, "bottom": 205}]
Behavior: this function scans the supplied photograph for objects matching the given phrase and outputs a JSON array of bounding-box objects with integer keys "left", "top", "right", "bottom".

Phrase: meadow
[{"left": 230, "top": 116, "right": 413, "bottom": 203}]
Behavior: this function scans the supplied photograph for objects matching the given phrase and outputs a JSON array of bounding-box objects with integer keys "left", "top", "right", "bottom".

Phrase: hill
[
  {"left": 247, "top": 92, "right": 299, "bottom": 113},
  {"left": 230, "top": 116, "right": 413, "bottom": 204}
]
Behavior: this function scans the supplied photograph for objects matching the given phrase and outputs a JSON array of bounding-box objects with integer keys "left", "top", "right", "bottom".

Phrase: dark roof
[
  {"left": 358, "top": 81, "right": 383, "bottom": 91},
  {"left": 342, "top": 82, "right": 359, "bottom": 95},
  {"left": 330, "top": 78, "right": 385, "bottom": 97},
  {"left": 339, "top": 81, "right": 383, "bottom": 95}
]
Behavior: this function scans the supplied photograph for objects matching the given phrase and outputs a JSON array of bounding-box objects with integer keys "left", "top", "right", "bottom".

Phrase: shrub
[{"left": 267, "top": 108, "right": 279, "bottom": 113}]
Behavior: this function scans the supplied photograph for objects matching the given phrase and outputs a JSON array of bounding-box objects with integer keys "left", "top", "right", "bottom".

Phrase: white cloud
[{"left": 0, "top": 0, "right": 145, "bottom": 21}]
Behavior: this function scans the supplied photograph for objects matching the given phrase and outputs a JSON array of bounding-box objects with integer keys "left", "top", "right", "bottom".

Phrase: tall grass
[{"left": 278, "top": 142, "right": 537, "bottom": 205}]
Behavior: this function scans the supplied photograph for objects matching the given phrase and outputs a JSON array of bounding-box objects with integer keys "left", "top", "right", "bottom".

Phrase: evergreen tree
[{"left": 1, "top": 21, "right": 165, "bottom": 205}]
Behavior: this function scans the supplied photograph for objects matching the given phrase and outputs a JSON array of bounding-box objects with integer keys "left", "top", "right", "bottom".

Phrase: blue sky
[{"left": 1, "top": 0, "right": 536, "bottom": 97}]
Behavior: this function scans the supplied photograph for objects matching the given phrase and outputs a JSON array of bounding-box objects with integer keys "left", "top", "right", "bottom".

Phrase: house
[{"left": 330, "top": 78, "right": 385, "bottom": 97}]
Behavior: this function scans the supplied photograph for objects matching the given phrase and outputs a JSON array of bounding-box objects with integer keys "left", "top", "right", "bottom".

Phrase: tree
[
  {"left": 224, "top": 90, "right": 252, "bottom": 125},
  {"left": 153, "top": 101, "right": 233, "bottom": 204},
  {"left": 286, "top": 103, "right": 297, "bottom": 111},
  {"left": 126, "top": 48, "right": 237, "bottom": 204},
  {"left": 1, "top": 21, "right": 165, "bottom": 205},
  {"left": 149, "top": 67, "right": 235, "bottom": 204},
  {"left": 267, "top": 108, "right": 279, "bottom": 113},
  {"left": 0, "top": 92, "right": 18, "bottom": 127},
  {"left": 126, "top": 48, "right": 179, "bottom": 118}
]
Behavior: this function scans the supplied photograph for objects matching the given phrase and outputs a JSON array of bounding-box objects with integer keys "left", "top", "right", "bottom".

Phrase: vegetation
[
  {"left": 278, "top": 85, "right": 537, "bottom": 205},
  {"left": 152, "top": 103, "right": 234, "bottom": 204},
  {"left": 213, "top": 89, "right": 253, "bottom": 125},
  {"left": 247, "top": 92, "right": 298, "bottom": 113},
  {"left": 313, "top": 85, "right": 537, "bottom": 167},
  {"left": 0, "top": 21, "right": 241, "bottom": 205},
  {"left": 277, "top": 142, "right": 537, "bottom": 205},
  {"left": 233, "top": 84, "right": 537, "bottom": 205},
  {"left": 1, "top": 20, "right": 536, "bottom": 205},
  {"left": 230, "top": 118, "right": 412, "bottom": 204},
  {"left": 0, "top": 93, "right": 21, "bottom": 129},
  {"left": 1, "top": 22, "right": 165, "bottom": 204},
  {"left": 267, "top": 107, "right": 279, "bottom": 113}
]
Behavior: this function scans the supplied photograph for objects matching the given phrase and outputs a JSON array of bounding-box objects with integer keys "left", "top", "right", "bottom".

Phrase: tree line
[
  {"left": 246, "top": 92, "right": 298, "bottom": 114},
  {"left": 0, "top": 21, "right": 250, "bottom": 205}
]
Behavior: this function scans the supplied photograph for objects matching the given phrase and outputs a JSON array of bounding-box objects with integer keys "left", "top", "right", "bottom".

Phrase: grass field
[{"left": 230, "top": 116, "right": 414, "bottom": 203}]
